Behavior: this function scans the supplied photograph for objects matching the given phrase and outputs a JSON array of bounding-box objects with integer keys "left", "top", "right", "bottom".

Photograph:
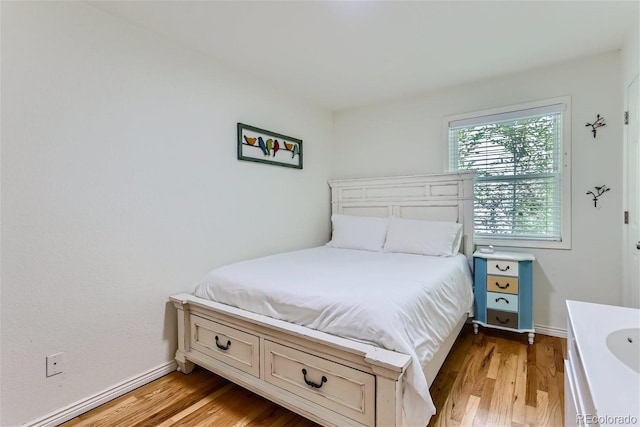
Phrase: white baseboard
[
  {"left": 22, "top": 324, "right": 565, "bottom": 426},
  {"left": 24, "top": 360, "right": 177, "bottom": 427},
  {"left": 535, "top": 323, "right": 567, "bottom": 338}
]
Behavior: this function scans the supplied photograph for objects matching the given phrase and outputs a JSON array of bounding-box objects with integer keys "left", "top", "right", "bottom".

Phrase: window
[{"left": 447, "top": 97, "right": 571, "bottom": 249}]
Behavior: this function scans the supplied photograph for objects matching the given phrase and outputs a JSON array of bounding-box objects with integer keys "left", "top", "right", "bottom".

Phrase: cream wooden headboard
[{"left": 328, "top": 172, "right": 475, "bottom": 264}]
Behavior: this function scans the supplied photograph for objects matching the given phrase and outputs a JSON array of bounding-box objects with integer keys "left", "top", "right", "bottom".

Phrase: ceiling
[{"left": 88, "top": 1, "right": 639, "bottom": 111}]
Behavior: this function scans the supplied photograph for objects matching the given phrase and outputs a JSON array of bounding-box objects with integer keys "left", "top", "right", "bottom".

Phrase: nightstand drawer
[
  {"left": 487, "top": 309, "right": 518, "bottom": 328},
  {"left": 487, "top": 259, "right": 519, "bottom": 276},
  {"left": 487, "top": 291, "right": 518, "bottom": 312},
  {"left": 487, "top": 275, "right": 519, "bottom": 294}
]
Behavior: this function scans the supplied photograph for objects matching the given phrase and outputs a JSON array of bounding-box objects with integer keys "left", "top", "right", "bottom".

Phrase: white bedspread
[{"left": 194, "top": 246, "right": 473, "bottom": 427}]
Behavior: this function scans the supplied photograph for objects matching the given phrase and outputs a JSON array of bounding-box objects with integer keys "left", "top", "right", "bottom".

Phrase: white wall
[
  {"left": 0, "top": 2, "right": 333, "bottom": 425},
  {"left": 334, "top": 52, "right": 624, "bottom": 332},
  {"left": 621, "top": 22, "right": 639, "bottom": 94}
]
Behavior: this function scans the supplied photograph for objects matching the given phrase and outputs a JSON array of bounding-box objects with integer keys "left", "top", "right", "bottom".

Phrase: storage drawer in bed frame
[
  {"left": 190, "top": 313, "right": 376, "bottom": 425},
  {"left": 265, "top": 340, "right": 375, "bottom": 426},
  {"left": 190, "top": 314, "right": 260, "bottom": 378},
  {"left": 172, "top": 295, "right": 412, "bottom": 427}
]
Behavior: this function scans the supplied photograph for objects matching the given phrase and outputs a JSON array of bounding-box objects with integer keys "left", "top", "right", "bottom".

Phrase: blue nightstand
[{"left": 473, "top": 251, "right": 536, "bottom": 344}]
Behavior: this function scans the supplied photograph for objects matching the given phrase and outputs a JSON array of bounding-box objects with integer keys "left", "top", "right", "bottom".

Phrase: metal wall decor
[
  {"left": 586, "top": 185, "right": 610, "bottom": 207},
  {"left": 585, "top": 114, "right": 606, "bottom": 138},
  {"left": 237, "top": 123, "right": 302, "bottom": 169}
]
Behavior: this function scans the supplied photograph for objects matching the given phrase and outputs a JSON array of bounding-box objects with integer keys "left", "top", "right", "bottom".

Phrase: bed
[{"left": 170, "top": 171, "right": 475, "bottom": 427}]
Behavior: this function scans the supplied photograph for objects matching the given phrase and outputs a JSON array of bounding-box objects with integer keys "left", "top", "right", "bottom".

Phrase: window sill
[{"left": 474, "top": 237, "right": 571, "bottom": 250}]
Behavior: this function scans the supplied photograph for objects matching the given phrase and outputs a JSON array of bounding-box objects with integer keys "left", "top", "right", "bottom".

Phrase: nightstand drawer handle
[
  {"left": 215, "top": 336, "right": 231, "bottom": 351},
  {"left": 495, "top": 297, "right": 510, "bottom": 304},
  {"left": 495, "top": 264, "right": 510, "bottom": 272},
  {"left": 495, "top": 315, "right": 511, "bottom": 325},
  {"left": 495, "top": 281, "right": 510, "bottom": 289}
]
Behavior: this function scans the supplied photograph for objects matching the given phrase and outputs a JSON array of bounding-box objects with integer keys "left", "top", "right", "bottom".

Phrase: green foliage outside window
[{"left": 451, "top": 114, "right": 562, "bottom": 240}]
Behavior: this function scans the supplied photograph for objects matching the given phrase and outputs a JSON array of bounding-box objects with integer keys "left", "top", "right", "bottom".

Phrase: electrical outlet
[{"left": 46, "top": 352, "right": 64, "bottom": 377}]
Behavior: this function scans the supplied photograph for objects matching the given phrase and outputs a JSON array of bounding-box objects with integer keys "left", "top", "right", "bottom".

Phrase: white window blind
[{"left": 449, "top": 102, "right": 567, "bottom": 242}]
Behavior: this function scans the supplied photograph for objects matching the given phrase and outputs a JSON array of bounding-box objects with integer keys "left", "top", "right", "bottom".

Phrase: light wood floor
[
  {"left": 428, "top": 325, "right": 565, "bottom": 427},
  {"left": 61, "top": 325, "right": 566, "bottom": 427}
]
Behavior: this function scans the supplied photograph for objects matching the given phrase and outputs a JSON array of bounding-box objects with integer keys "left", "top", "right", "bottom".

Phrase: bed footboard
[{"left": 170, "top": 293, "right": 411, "bottom": 427}]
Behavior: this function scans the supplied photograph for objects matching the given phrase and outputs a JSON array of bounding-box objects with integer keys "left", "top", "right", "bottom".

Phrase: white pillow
[
  {"left": 326, "top": 214, "right": 388, "bottom": 252},
  {"left": 383, "top": 217, "right": 463, "bottom": 256}
]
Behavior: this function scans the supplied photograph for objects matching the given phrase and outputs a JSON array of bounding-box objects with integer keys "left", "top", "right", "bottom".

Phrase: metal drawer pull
[
  {"left": 301, "top": 368, "right": 327, "bottom": 389},
  {"left": 495, "top": 264, "right": 510, "bottom": 272},
  {"left": 214, "top": 336, "right": 231, "bottom": 351},
  {"left": 495, "top": 297, "right": 510, "bottom": 304},
  {"left": 495, "top": 316, "right": 511, "bottom": 325},
  {"left": 495, "top": 281, "right": 510, "bottom": 289}
]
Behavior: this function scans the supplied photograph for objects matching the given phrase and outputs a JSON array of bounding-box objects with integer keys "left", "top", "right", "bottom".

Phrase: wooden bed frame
[{"left": 170, "top": 172, "right": 475, "bottom": 427}]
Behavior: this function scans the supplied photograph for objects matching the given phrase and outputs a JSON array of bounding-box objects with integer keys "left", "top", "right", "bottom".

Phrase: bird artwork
[
  {"left": 238, "top": 124, "right": 301, "bottom": 168},
  {"left": 257, "top": 136, "right": 268, "bottom": 156},
  {"left": 585, "top": 114, "right": 606, "bottom": 138}
]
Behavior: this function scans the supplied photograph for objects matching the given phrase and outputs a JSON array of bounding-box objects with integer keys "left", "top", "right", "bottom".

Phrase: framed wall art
[{"left": 237, "top": 123, "right": 303, "bottom": 169}]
